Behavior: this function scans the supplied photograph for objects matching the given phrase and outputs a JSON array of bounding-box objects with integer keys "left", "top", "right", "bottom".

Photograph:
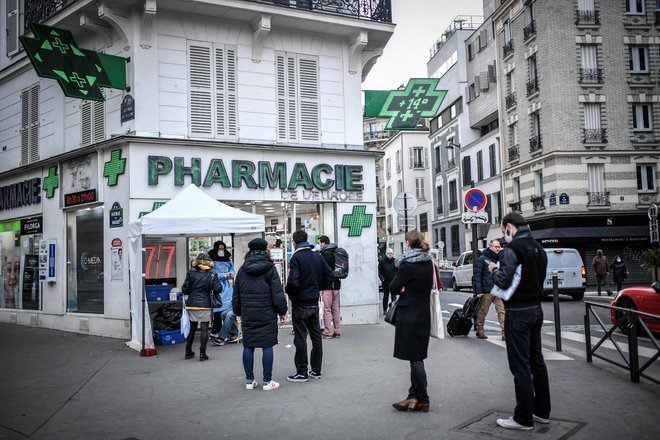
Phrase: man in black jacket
[
  {"left": 378, "top": 248, "right": 398, "bottom": 314},
  {"left": 488, "top": 212, "right": 550, "bottom": 431},
  {"left": 285, "top": 230, "right": 335, "bottom": 382},
  {"left": 318, "top": 235, "right": 342, "bottom": 338},
  {"left": 474, "top": 239, "right": 504, "bottom": 340}
]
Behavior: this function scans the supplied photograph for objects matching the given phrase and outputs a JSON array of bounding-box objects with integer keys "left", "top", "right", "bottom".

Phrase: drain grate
[{"left": 453, "top": 409, "right": 585, "bottom": 439}]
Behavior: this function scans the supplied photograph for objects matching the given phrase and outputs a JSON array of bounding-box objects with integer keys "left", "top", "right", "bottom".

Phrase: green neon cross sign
[
  {"left": 20, "top": 23, "right": 126, "bottom": 101},
  {"left": 341, "top": 205, "right": 373, "bottom": 237},
  {"left": 103, "top": 149, "right": 127, "bottom": 186},
  {"left": 364, "top": 78, "right": 447, "bottom": 130},
  {"left": 43, "top": 166, "right": 59, "bottom": 198}
]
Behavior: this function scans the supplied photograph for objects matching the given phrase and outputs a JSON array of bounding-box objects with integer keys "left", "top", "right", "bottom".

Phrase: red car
[{"left": 610, "top": 283, "right": 660, "bottom": 334}]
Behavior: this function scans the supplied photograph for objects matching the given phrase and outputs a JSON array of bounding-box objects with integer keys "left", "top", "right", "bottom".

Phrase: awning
[{"left": 531, "top": 225, "right": 649, "bottom": 240}]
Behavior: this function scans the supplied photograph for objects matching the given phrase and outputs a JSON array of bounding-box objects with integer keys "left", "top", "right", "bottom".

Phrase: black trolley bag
[{"left": 446, "top": 296, "right": 482, "bottom": 337}]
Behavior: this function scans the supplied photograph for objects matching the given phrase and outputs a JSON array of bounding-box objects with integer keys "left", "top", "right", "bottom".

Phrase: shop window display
[
  {"left": 0, "top": 223, "right": 42, "bottom": 310},
  {"left": 67, "top": 207, "right": 104, "bottom": 313}
]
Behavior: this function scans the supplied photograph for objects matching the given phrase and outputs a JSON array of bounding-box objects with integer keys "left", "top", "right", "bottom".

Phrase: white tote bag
[
  {"left": 430, "top": 266, "right": 445, "bottom": 339},
  {"left": 491, "top": 264, "right": 522, "bottom": 301},
  {"left": 180, "top": 297, "right": 191, "bottom": 338}
]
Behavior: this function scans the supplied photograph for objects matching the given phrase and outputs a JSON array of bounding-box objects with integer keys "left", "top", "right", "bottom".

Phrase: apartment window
[
  {"left": 524, "top": 1, "right": 535, "bottom": 24},
  {"left": 275, "top": 51, "right": 319, "bottom": 142},
  {"left": 626, "top": 0, "right": 645, "bottom": 14},
  {"left": 450, "top": 225, "right": 460, "bottom": 256},
  {"left": 6, "top": 0, "right": 22, "bottom": 56},
  {"left": 450, "top": 104, "right": 457, "bottom": 119},
  {"left": 506, "top": 71, "right": 516, "bottom": 95},
  {"left": 584, "top": 103, "right": 602, "bottom": 130},
  {"left": 20, "top": 84, "right": 39, "bottom": 165},
  {"left": 447, "top": 141, "right": 456, "bottom": 163},
  {"left": 419, "top": 212, "right": 428, "bottom": 232},
  {"left": 396, "top": 150, "right": 401, "bottom": 172},
  {"left": 386, "top": 158, "right": 391, "bottom": 179},
  {"left": 410, "top": 146, "right": 426, "bottom": 169},
  {"left": 440, "top": 228, "right": 446, "bottom": 250},
  {"left": 629, "top": 46, "right": 649, "bottom": 72},
  {"left": 504, "top": 20, "right": 511, "bottom": 42},
  {"left": 462, "top": 156, "right": 472, "bottom": 186},
  {"left": 434, "top": 146, "right": 442, "bottom": 173},
  {"left": 528, "top": 55, "right": 538, "bottom": 81},
  {"left": 477, "top": 151, "right": 484, "bottom": 182},
  {"left": 531, "top": 112, "right": 541, "bottom": 137},
  {"left": 588, "top": 163, "right": 605, "bottom": 193},
  {"left": 581, "top": 44, "right": 597, "bottom": 70},
  {"left": 534, "top": 170, "right": 544, "bottom": 196},
  {"left": 632, "top": 104, "right": 653, "bottom": 131},
  {"left": 449, "top": 180, "right": 458, "bottom": 209},
  {"left": 415, "top": 178, "right": 426, "bottom": 199},
  {"left": 397, "top": 179, "right": 403, "bottom": 193},
  {"left": 386, "top": 186, "right": 392, "bottom": 207},
  {"left": 189, "top": 42, "right": 238, "bottom": 138},
  {"left": 637, "top": 164, "right": 657, "bottom": 192},
  {"left": 81, "top": 99, "right": 105, "bottom": 146},
  {"left": 512, "top": 177, "right": 521, "bottom": 202},
  {"left": 436, "top": 186, "right": 443, "bottom": 214},
  {"left": 489, "top": 144, "right": 497, "bottom": 177}
]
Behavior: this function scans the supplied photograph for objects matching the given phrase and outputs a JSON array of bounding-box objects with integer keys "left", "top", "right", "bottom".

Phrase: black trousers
[
  {"left": 291, "top": 305, "right": 323, "bottom": 375},
  {"left": 382, "top": 285, "right": 396, "bottom": 313},
  {"left": 185, "top": 321, "right": 209, "bottom": 351},
  {"left": 407, "top": 360, "right": 429, "bottom": 404}
]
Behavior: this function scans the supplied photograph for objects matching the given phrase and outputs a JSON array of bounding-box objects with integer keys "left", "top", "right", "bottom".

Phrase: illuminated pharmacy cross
[
  {"left": 43, "top": 166, "right": 59, "bottom": 198},
  {"left": 341, "top": 205, "right": 373, "bottom": 237},
  {"left": 380, "top": 78, "right": 446, "bottom": 130},
  {"left": 103, "top": 149, "right": 126, "bottom": 186}
]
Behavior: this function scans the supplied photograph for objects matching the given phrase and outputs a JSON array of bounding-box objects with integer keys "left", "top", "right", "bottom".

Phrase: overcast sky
[{"left": 362, "top": 0, "right": 483, "bottom": 91}]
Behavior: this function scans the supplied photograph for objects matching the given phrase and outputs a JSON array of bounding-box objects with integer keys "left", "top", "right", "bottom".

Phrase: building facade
[{"left": 0, "top": 0, "right": 394, "bottom": 337}]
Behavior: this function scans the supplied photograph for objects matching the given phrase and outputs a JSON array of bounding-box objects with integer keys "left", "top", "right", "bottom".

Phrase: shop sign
[
  {"left": 109, "top": 202, "right": 123, "bottom": 228},
  {"left": 0, "top": 178, "right": 42, "bottom": 212},
  {"left": 64, "top": 189, "right": 97, "bottom": 207},
  {"left": 21, "top": 217, "right": 43, "bottom": 235},
  {"left": 111, "top": 238, "right": 122, "bottom": 248},
  {"left": 341, "top": 205, "right": 373, "bottom": 237},
  {"left": 559, "top": 193, "right": 570, "bottom": 205},
  {"left": 120, "top": 94, "right": 135, "bottom": 123}
]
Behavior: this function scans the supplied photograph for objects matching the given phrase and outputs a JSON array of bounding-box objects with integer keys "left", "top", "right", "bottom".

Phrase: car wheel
[
  {"left": 572, "top": 291, "right": 584, "bottom": 301},
  {"left": 616, "top": 298, "right": 636, "bottom": 335},
  {"left": 453, "top": 278, "right": 460, "bottom": 291}
]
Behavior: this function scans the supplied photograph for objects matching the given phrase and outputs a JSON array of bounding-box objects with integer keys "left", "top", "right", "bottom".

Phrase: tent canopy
[{"left": 126, "top": 184, "right": 265, "bottom": 351}]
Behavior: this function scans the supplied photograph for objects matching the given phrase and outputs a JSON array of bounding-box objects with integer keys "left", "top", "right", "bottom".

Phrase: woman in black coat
[
  {"left": 233, "top": 238, "right": 288, "bottom": 391},
  {"left": 389, "top": 230, "right": 433, "bottom": 413},
  {"left": 609, "top": 256, "right": 628, "bottom": 294}
]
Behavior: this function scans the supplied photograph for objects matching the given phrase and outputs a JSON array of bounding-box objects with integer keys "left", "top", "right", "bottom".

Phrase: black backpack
[{"left": 333, "top": 247, "right": 349, "bottom": 279}]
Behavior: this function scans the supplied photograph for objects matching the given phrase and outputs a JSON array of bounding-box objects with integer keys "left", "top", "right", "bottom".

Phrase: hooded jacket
[
  {"left": 319, "top": 243, "right": 341, "bottom": 290},
  {"left": 182, "top": 267, "right": 222, "bottom": 309},
  {"left": 232, "top": 252, "right": 288, "bottom": 348},
  {"left": 285, "top": 242, "right": 335, "bottom": 306},
  {"left": 473, "top": 247, "right": 499, "bottom": 294}
]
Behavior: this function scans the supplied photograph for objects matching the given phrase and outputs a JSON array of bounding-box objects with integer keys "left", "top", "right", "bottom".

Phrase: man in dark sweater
[
  {"left": 285, "top": 230, "right": 335, "bottom": 382},
  {"left": 488, "top": 212, "right": 550, "bottom": 431}
]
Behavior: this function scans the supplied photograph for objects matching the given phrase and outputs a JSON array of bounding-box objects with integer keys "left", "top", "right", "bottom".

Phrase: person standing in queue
[
  {"left": 378, "top": 248, "right": 398, "bottom": 315},
  {"left": 389, "top": 230, "right": 433, "bottom": 413},
  {"left": 318, "top": 235, "right": 342, "bottom": 339}
]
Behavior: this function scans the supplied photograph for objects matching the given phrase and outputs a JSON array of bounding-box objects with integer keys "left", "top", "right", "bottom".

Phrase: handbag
[
  {"left": 430, "top": 266, "right": 445, "bottom": 339},
  {"left": 491, "top": 264, "right": 521, "bottom": 301},
  {"left": 384, "top": 298, "right": 398, "bottom": 326},
  {"left": 209, "top": 273, "right": 223, "bottom": 309}
]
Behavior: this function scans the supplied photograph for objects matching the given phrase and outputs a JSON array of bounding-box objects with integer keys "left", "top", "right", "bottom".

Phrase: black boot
[
  {"left": 185, "top": 347, "right": 195, "bottom": 359},
  {"left": 199, "top": 348, "right": 208, "bottom": 361}
]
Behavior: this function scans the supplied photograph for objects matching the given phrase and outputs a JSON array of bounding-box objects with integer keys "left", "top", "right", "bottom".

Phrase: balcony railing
[
  {"left": 25, "top": 0, "right": 79, "bottom": 26},
  {"left": 502, "top": 40, "right": 514, "bottom": 58},
  {"left": 587, "top": 191, "right": 610, "bottom": 207},
  {"left": 523, "top": 20, "right": 536, "bottom": 40},
  {"left": 638, "top": 193, "right": 658, "bottom": 205},
  {"left": 447, "top": 158, "right": 456, "bottom": 169},
  {"left": 508, "top": 144, "right": 520, "bottom": 161},
  {"left": 505, "top": 92, "right": 517, "bottom": 108},
  {"left": 449, "top": 201, "right": 458, "bottom": 211},
  {"left": 583, "top": 128, "right": 607, "bottom": 144},
  {"left": 436, "top": 206, "right": 444, "bottom": 215},
  {"left": 530, "top": 195, "right": 545, "bottom": 212},
  {"left": 529, "top": 135, "right": 542, "bottom": 152},
  {"left": 575, "top": 9, "right": 600, "bottom": 25},
  {"left": 251, "top": 0, "right": 392, "bottom": 22},
  {"left": 509, "top": 201, "right": 521, "bottom": 213},
  {"left": 579, "top": 68, "right": 603, "bottom": 84},
  {"left": 364, "top": 130, "right": 395, "bottom": 141},
  {"left": 526, "top": 77, "right": 539, "bottom": 96}
]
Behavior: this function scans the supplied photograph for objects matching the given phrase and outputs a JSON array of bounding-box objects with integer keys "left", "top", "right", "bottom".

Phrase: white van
[
  {"left": 543, "top": 248, "right": 586, "bottom": 300},
  {"left": 452, "top": 250, "right": 476, "bottom": 291}
]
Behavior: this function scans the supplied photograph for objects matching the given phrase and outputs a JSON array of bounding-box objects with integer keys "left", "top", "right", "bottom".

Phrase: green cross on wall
[
  {"left": 341, "top": 205, "right": 373, "bottom": 237},
  {"left": 103, "top": 149, "right": 126, "bottom": 186},
  {"left": 43, "top": 166, "right": 59, "bottom": 198}
]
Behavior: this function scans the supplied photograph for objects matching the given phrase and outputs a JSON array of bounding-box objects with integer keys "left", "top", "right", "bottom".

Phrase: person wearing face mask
[
  {"left": 208, "top": 240, "right": 239, "bottom": 345},
  {"left": 474, "top": 239, "right": 505, "bottom": 340},
  {"left": 487, "top": 212, "right": 550, "bottom": 431},
  {"left": 609, "top": 256, "right": 628, "bottom": 295},
  {"left": 591, "top": 249, "right": 611, "bottom": 296}
]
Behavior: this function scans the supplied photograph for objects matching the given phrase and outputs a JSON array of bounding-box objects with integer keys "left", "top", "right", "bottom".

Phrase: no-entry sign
[{"left": 464, "top": 188, "right": 487, "bottom": 211}]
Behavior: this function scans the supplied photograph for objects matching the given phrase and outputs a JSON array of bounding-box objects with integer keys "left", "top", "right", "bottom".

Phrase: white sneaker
[
  {"left": 245, "top": 380, "right": 258, "bottom": 390},
  {"left": 262, "top": 380, "right": 280, "bottom": 391},
  {"left": 533, "top": 414, "right": 550, "bottom": 424},
  {"left": 496, "top": 416, "right": 533, "bottom": 431}
]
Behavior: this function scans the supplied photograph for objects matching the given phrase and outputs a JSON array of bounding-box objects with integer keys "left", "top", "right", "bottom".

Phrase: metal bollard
[{"left": 552, "top": 271, "right": 562, "bottom": 352}]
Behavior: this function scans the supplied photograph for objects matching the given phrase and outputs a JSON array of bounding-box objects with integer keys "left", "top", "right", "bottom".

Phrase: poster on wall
[
  {"left": 21, "top": 254, "right": 40, "bottom": 310},
  {"left": 111, "top": 248, "right": 123, "bottom": 282},
  {"left": 1, "top": 247, "right": 20, "bottom": 309}
]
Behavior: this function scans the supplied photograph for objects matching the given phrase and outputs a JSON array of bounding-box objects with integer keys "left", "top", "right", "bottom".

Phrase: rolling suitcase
[
  {"left": 462, "top": 296, "right": 482, "bottom": 320},
  {"left": 446, "top": 309, "right": 473, "bottom": 337}
]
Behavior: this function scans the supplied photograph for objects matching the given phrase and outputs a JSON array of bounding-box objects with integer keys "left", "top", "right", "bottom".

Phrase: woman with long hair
[{"left": 389, "top": 230, "right": 433, "bottom": 413}]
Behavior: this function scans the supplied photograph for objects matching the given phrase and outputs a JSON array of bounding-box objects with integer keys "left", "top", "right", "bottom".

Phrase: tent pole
[
  {"left": 231, "top": 233, "right": 235, "bottom": 265},
  {"left": 140, "top": 245, "right": 157, "bottom": 356}
]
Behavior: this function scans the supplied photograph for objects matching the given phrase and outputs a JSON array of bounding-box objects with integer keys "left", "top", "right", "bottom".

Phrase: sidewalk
[{"left": 0, "top": 322, "right": 657, "bottom": 440}]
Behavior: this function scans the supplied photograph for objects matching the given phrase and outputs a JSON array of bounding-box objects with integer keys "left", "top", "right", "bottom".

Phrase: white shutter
[
  {"left": 588, "top": 164, "right": 604, "bottom": 192},
  {"left": 584, "top": 103, "right": 601, "bottom": 129},
  {"left": 189, "top": 43, "right": 213, "bottom": 137},
  {"left": 474, "top": 75, "right": 480, "bottom": 96},
  {"left": 488, "top": 64, "right": 496, "bottom": 83},
  {"left": 409, "top": 148, "right": 414, "bottom": 168},
  {"left": 479, "top": 29, "right": 488, "bottom": 49},
  {"left": 29, "top": 85, "right": 39, "bottom": 161},
  {"left": 226, "top": 47, "right": 237, "bottom": 136},
  {"left": 276, "top": 53, "right": 288, "bottom": 141},
  {"left": 93, "top": 99, "right": 105, "bottom": 143},
  {"left": 581, "top": 45, "right": 597, "bottom": 69},
  {"left": 287, "top": 55, "right": 298, "bottom": 141},
  {"left": 6, "top": 0, "right": 19, "bottom": 56},
  {"left": 480, "top": 71, "right": 489, "bottom": 90},
  {"left": 215, "top": 46, "right": 226, "bottom": 136},
  {"left": 20, "top": 89, "right": 29, "bottom": 165},
  {"left": 298, "top": 55, "right": 319, "bottom": 142},
  {"left": 578, "top": 0, "right": 594, "bottom": 10},
  {"left": 423, "top": 147, "right": 429, "bottom": 168},
  {"left": 81, "top": 101, "right": 92, "bottom": 146}
]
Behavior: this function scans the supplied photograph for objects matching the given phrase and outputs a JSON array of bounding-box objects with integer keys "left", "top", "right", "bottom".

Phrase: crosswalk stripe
[
  {"left": 546, "top": 330, "right": 658, "bottom": 359},
  {"left": 484, "top": 338, "right": 573, "bottom": 360}
]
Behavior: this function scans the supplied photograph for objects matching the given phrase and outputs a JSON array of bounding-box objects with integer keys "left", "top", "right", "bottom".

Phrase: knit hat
[
  {"left": 386, "top": 248, "right": 394, "bottom": 255},
  {"left": 248, "top": 238, "right": 268, "bottom": 251}
]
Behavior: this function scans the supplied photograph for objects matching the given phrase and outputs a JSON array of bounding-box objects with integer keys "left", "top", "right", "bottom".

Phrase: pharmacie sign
[{"left": 148, "top": 156, "right": 365, "bottom": 201}]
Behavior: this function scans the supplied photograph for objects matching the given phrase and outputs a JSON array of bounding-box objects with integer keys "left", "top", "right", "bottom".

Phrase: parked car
[
  {"left": 610, "top": 283, "right": 660, "bottom": 334},
  {"left": 543, "top": 248, "right": 586, "bottom": 301}
]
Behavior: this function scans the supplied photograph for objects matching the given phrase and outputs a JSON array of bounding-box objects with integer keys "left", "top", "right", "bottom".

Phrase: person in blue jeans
[
  {"left": 209, "top": 241, "right": 239, "bottom": 345},
  {"left": 489, "top": 212, "right": 551, "bottom": 431},
  {"left": 232, "top": 238, "right": 288, "bottom": 391}
]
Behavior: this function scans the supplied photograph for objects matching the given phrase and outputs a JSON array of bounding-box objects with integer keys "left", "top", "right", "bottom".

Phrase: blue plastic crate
[
  {"left": 154, "top": 329, "right": 185, "bottom": 345},
  {"left": 146, "top": 285, "right": 172, "bottom": 302}
]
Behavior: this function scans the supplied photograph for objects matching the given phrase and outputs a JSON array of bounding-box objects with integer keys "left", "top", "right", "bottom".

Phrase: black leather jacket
[{"left": 182, "top": 268, "right": 222, "bottom": 309}]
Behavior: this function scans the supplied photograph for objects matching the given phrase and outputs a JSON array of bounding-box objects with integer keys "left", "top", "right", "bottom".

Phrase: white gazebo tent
[{"left": 127, "top": 184, "right": 265, "bottom": 352}]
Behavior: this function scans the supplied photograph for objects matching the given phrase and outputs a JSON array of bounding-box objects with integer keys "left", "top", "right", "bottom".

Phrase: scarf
[{"left": 395, "top": 248, "right": 431, "bottom": 268}]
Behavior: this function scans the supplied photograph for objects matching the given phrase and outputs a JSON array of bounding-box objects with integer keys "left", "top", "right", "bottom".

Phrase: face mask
[
  {"left": 218, "top": 250, "right": 224, "bottom": 257},
  {"left": 616, "top": 258, "right": 621, "bottom": 262},
  {"left": 504, "top": 226, "right": 513, "bottom": 243},
  {"left": 314, "top": 244, "right": 322, "bottom": 251}
]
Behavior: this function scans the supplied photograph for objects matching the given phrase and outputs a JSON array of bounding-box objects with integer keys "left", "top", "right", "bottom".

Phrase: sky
[{"left": 362, "top": 0, "right": 483, "bottom": 91}]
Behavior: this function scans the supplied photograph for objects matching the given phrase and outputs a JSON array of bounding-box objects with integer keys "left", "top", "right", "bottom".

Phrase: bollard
[{"left": 552, "top": 271, "right": 562, "bottom": 352}]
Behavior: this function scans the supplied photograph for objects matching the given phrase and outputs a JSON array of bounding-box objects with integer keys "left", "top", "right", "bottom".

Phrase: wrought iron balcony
[
  {"left": 587, "top": 191, "right": 610, "bottom": 207},
  {"left": 575, "top": 9, "right": 600, "bottom": 25},
  {"left": 508, "top": 144, "right": 520, "bottom": 161},
  {"left": 449, "top": 201, "right": 458, "bottom": 211},
  {"left": 502, "top": 40, "right": 514, "bottom": 58},
  {"left": 638, "top": 193, "right": 658, "bottom": 205},
  {"left": 364, "top": 130, "right": 394, "bottom": 142},
  {"left": 251, "top": 0, "right": 392, "bottom": 22},
  {"left": 529, "top": 135, "right": 542, "bottom": 152},
  {"left": 505, "top": 92, "right": 517, "bottom": 108},
  {"left": 530, "top": 195, "right": 545, "bottom": 212},
  {"left": 579, "top": 68, "right": 603, "bottom": 84},
  {"left": 509, "top": 201, "right": 521, "bottom": 213},
  {"left": 25, "top": 0, "right": 79, "bottom": 26},
  {"left": 583, "top": 128, "right": 607, "bottom": 144},
  {"left": 523, "top": 20, "right": 536, "bottom": 40},
  {"left": 447, "top": 158, "right": 456, "bottom": 169},
  {"left": 526, "top": 77, "right": 539, "bottom": 96}
]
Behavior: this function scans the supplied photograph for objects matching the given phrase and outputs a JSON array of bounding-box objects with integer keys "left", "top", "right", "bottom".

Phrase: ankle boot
[
  {"left": 199, "top": 348, "right": 209, "bottom": 361},
  {"left": 393, "top": 398, "right": 419, "bottom": 412},
  {"left": 185, "top": 347, "right": 195, "bottom": 359}
]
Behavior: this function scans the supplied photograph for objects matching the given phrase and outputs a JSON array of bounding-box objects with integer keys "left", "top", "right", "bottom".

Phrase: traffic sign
[
  {"left": 462, "top": 211, "right": 489, "bottom": 224},
  {"left": 393, "top": 192, "right": 418, "bottom": 214},
  {"left": 464, "top": 188, "right": 487, "bottom": 211}
]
